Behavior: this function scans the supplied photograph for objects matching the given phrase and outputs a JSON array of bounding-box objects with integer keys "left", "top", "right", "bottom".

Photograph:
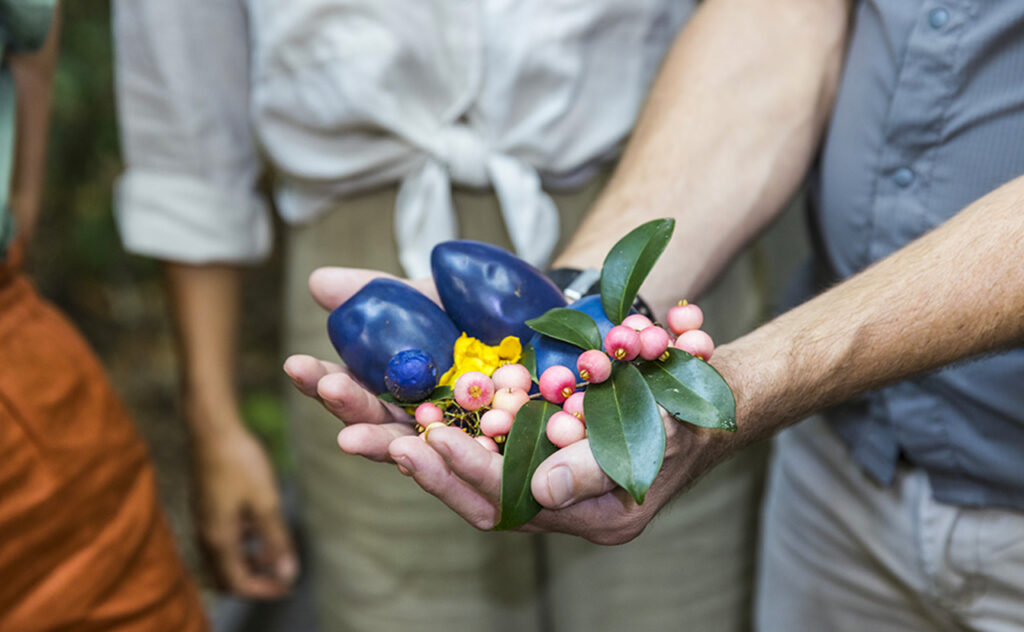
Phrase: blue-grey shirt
[{"left": 811, "top": 0, "right": 1024, "bottom": 510}]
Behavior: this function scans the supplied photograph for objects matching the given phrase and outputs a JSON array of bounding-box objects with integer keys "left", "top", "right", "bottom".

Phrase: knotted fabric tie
[{"left": 395, "top": 123, "right": 560, "bottom": 279}]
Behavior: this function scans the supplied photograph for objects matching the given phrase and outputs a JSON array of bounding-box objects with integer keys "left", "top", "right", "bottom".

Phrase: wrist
[
  {"left": 547, "top": 267, "right": 654, "bottom": 320},
  {"left": 710, "top": 326, "right": 792, "bottom": 446},
  {"left": 181, "top": 385, "right": 248, "bottom": 442}
]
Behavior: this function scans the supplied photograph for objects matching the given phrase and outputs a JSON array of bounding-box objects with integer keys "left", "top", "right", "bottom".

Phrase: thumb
[
  {"left": 531, "top": 439, "right": 618, "bottom": 509},
  {"left": 308, "top": 267, "right": 398, "bottom": 311}
]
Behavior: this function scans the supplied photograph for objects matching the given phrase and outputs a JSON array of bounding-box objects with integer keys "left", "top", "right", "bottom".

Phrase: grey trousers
[
  {"left": 284, "top": 179, "right": 774, "bottom": 632},
  {"left": 757, "top": 417, "right": 1024, "bottom": 632}
]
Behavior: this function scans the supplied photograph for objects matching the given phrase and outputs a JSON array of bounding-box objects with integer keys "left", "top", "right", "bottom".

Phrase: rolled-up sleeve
[{"left": 113, "top": 0, "right": 271, "bottom": 264}]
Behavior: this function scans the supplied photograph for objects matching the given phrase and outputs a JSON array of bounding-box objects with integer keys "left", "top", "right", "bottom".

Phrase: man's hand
[
  {"left": 192, "top": 424, "right": 297, "bottom": 599},
  {"left": 386, "top": 410, "right": 736, "bottom": 544},
  {"left": 282, "top": 267, "right": 748, "bottom": 542}
]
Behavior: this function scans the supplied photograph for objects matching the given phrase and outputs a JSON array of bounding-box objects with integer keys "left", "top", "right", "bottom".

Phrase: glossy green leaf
[
  {"left": 600, "top": 218, "right": 675, "bottom": 324},
  {"left": 520, "top": 344, "right": 538, "bottom": 384},
  {"left": 583, "top": 362, "right": 665, "bottom": 504},
  {"left": 637, "top": 348, "right": 736, "bottom": 431},
  {"left": 525, "top": 308, "right": 602, "bottom": 351},
  {"left": 494, "top": 400, "right": 559, "bottom": 530}
]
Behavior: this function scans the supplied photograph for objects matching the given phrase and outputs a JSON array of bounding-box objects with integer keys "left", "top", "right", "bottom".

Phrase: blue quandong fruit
[
  {"left": 384, "top": 349, "right": 437, "bottom": 403},
  {"left": 328, "top": 278, "right": 459, "bottom": 395},
  {"left": 431, "top": 240, "right": 567, "bottom": 345},
  {"left": 531, "top": 295, "right": 620, "bottom": 380}
]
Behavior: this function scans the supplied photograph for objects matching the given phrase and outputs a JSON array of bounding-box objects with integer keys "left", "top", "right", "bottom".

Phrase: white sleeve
[{"left": 112, "top": 0, "right": 272, "bottom": 264}]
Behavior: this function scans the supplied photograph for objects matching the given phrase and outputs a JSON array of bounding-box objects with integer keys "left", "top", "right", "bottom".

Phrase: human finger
[
  {"left": 316, "top": 370, "right": 408, "bottom": 425},
  {"left": 337, "top": 422, "right": 417, "bottom": 462},
  {"left": 283, "top": 354, "right": 344, "bottom": 401},
  {"left": 530, "top": 439, "right": 618, "bottom": 510},
  {"left": 424, "top": 425, "right": 504, "bottom": 502},
  {"left": 388, "top": 434, "right": 500, "bottom": 530}
]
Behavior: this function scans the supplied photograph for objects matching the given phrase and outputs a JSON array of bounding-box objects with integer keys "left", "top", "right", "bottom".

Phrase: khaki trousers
[{"left": 284, "top": 178, "right": 772, "bottom": 632}]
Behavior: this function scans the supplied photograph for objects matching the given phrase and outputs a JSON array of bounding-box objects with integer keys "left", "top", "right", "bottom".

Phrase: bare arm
[
  {"left": 166, "top": 263, "right": 297, "bottom": 598},
  {"left": 9, "top": 4, "right": 60, "bottom": 246},
  {"left": 715, "top": 174, "right": 1024, "bottom": 448},
  {"left": 555, "top": 0, "right": 850, "bottom": 316}
]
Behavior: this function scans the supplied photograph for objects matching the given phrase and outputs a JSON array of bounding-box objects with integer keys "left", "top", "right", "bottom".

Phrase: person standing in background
[
  {"left": 114, "top": 1, "right": 792, "bottom": 629},
  {"left": 0, "top": 2, "right": 208, "bottom": 629}
]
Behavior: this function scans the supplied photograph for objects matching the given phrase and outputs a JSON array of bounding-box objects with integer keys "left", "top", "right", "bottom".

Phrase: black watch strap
[{"left": 547, "top": 267, "right": 654, "bottom": 320}]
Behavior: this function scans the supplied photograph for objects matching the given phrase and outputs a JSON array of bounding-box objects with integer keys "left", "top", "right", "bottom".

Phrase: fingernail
[
  {"left": 547, "top": 465, "right": 575, "bottom": 508},
  {"left": 277, "top": 556, "right": 298, "bottom": 583},
  {"left": 393, "top": 454, "right": 415, "bottom": 475}
]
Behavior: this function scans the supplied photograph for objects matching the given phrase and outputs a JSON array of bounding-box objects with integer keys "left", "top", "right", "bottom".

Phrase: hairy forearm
[
  {"left": 9, "top": 6, "right": 61, "bottom": 245},
  {"left": 165, "top": 263, "right": 247, "bottom": 439},
  {"left": 554, "top": 0, "right": 849, "bottom": 317},
  {"left": 714, "top": 175, "right": 1024, "bottom": 447}
]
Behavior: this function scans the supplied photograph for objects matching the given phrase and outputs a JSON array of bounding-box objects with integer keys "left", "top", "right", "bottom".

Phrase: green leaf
[
  {"left": 525, "top": 308, "right": 602, "bottom": 350},
  {"left": 377, "top": 392, "right": 398, "bottom": 403},
  {"left": 600, "top": 219, "right": 675, "bottom": 324},
  {"left": 637, "top": 348, "right": 736, "bottom": 431},
  {"left": 494, "top": 400, "right": 559, "bottom": 530},
  {"left": 426, "top": 385, "right": 453, "bottom": 402},
  {"left": 520, "top": 344, "right": 539, "bottom": 384},
  {"left": 584, "top": 362, "right": 665, "bottom": 504}
]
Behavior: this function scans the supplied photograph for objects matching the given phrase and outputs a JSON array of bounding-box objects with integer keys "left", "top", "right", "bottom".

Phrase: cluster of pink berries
[
  {"left": 414, "top": 363, "right": 534, "bottom": 453},
  {"left": 414, "top": 300, "right": 713, "bottom": 453}
]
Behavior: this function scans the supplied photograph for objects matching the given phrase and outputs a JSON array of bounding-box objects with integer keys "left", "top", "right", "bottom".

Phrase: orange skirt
[{"left": 0, "top": 243, "right": 208, "bottom": 632}]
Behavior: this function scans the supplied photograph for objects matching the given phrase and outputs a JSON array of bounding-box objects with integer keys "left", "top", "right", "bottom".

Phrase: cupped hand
[{"left": 387, "top": 410, "right": 731, "bottom": 544}]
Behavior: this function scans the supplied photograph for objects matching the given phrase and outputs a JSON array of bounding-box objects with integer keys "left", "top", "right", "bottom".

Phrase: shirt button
[
  {"left": 893, "top": 167, "right": 915, "bottom": 187},
  {"left": 929, "top": 8, "right": 949, "bottom": 29}
]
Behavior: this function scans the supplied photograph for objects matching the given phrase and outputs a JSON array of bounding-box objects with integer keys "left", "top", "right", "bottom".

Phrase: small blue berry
[{"left": 384, "top": 349, "right": 438, "bottom": 402}]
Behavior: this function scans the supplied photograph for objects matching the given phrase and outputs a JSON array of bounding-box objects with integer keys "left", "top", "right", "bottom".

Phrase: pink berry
[
  {"left": 539, "top": 365, "right": 576, "bottom": 404},
  {"left": 667, "top": 301, "right": 704, "bottom": 336},
  {"left": 491, "top": 387, "right": 531, "bottom": 415},
  {"left": 604, "top": 325, "right": 641, "bottom": 361},
  {"left": 414, "top": 402, "right": 444, "bottom": 427},
  {"left": 546, "top": 411, "right": 587, "bottom": 448},
  {"left": 577, "top": 349, "right": 612, "bottom": 383},
  {"left": 491, "top": 363, "right": 533, "bottom": 392},
  {"left": 475, "top": 435, "right": 501, "bottom": 453},
  {"left": 480, "top": 408, "right": 515, "bottom": 438},
  {"left": 674, "top": 329, "right": 715, "bottom": 361},
  {"left": 621, "top": 314, "right": 653, "bottom": 331},
  {"left": 639, "top": 325, "right": 672, "bottom": 361},
  {"left": 563, "top": 391, "right": 586, "bottom": 423},
  {"left": 454, "top": 371, "right": 495, "bottom": 411}
]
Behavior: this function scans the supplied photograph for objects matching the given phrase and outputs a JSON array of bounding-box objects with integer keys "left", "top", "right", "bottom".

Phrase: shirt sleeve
[
  {"left": 0, "top": 0, "right": 55, "bottom": 52},
  {"left": 113, "top": 0, "right": 272, "bottom": 264}
]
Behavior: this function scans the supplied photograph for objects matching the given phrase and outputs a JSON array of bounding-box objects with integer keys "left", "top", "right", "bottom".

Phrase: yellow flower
[{"left": 439, "top": 333, "right": 522, "bottom": 387}]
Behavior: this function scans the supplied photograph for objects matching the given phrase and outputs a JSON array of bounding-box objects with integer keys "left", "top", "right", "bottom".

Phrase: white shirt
[{"left": 114, "top": 0, "right": 694, "bottom": 278}]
